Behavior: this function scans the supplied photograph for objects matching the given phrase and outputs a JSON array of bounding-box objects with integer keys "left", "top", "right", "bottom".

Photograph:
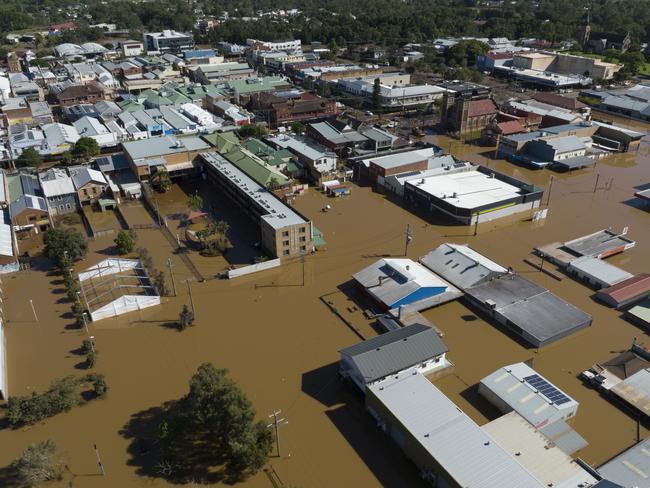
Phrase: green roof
[
  {"left": 313, "top": 226, "right": 326, "bottom": 248},
  {"left": 7, "top": 175, "right": 24, "bottom": 200},
  {"left": 243, "top": 138, "right": 293, "bottom": 167},
  {"left": 222, "top": 147, "right": 289, "bottom": 188},
  {"left": 228, "top": 76, "right": 290, "bottom": 95},
  {"left": 118, "top": 99, "right": 145, "bottom": 112},
  {"left": 202, "top": 132, "right": 240, "bottom": 152},
  {"left": 141, "top": 89, "right": 173, "bottom": 108}
]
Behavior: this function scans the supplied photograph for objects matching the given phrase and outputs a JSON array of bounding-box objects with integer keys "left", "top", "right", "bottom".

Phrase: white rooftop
[
  {"left": 412, "top": 170, "right": 524, "bottom": 209},
  {"left": 368, "top": 373, "right": 545, "bottom": 488}
]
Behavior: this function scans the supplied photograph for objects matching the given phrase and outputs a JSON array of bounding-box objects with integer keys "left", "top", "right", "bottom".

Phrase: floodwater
[{"left": 1, "top": 123, "right": 650, "bottom": 487}]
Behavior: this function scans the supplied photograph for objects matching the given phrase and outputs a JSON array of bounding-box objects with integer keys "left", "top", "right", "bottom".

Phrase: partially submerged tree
[
  {"left": 151, "top": 169, "right": 172, "bottom": 193},
  {"left": 177, "top": 304, "right": 195, "bottom": 331},
  {"left": 153, "top": 270, "right": 168, "bottom": 296},
  {"left": 43, "top": 227, "right": 88, "bottom": 270},
  {"left": 115, "top": 230, "right": 137, "bottom": 255},
  {"left": 12, "top": 440, "right": 63, "bottom": 488},
  {"left": 187, "top": 193, "right": 203, "bottom": 211},
  {"left": 156, "top": 364, "right": 273, "bottom": 478}
]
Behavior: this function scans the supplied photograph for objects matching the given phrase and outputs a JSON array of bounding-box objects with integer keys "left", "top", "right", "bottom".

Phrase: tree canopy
[
  {"left": 153, "top": 363, "right": 273, "bottom": 481},
  {"left": 43, "top": 227, "right": 88, "bottom": 270},
  {"left": 73, "top": 137, "right": 101, "bottom": 162},
  {"left": 15, "top": 148, "right": 42, "bottom": 168}
]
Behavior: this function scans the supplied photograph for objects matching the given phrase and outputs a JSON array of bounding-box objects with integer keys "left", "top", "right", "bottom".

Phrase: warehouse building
[
  {"left": 338, "top": 324, "right": 450, "bottom": 392},
  {"left": 599, "top": 438, "right": 650, "bottom": 488},
  {"left": 566, "top": 256, "right": 633, "bottom": 289},
  {"left": 479, "top": 363, "right": 580, "bottom": 430},
  {"left": 403, "top": 166, "right": 543, "bottom": 225},
  {"left": 352, "top": 258, "right": 461, "bottom": 311},
  {"left": 201, "top": 152, "right": 313, "bottom": 258},
  {"left": 595, "top": 273, "right": 650, "bottom": 309},
  {"left": 366, "top": 373, "right": 546, "bottom": 488},
  {"left": 465, "top": 273, "right": 592, "bottom": 348},
  {"left": 420, "top": 242, "right": 508, "bottom": 290},
  {"left": 482, "top": 412, "right": 598, "bottom": 487},
  {"left": 626, "top": 298, "right": 650, "bottom": 329}
]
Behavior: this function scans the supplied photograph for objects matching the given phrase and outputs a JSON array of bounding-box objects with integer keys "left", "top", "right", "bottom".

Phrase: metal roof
[
  {"left": 482, "top": 413, "right": 597, "bottom": 488},
  {"left": 364, "top": 147, "right": 439, "bottom": 170},
  {"left": 610, "top": 368, "right": 650, "bottom": 417},
  {"left": 10, "top": 194, "right": 47, "bottom": 217},
  {"left": 339, "top": 324, "right": 448, "bottom": 383},
  {"left": 538, "top": 419, "right": 589, "bottom": 456},
  {"left": 599, "top": 438, "right": 650, "bottom": 487},
  {"left": 0, "top": 208, "right": 14, "bottom": 258},
  {"left": 201, "top": 152, "right": 308, "bottom": 230},
  {"left": 466, "top": 274, "right": 592, "bottom": 347},
  {"left": 553, "top": 156, "right": 595, "bottom": 170},
  {"left": 568, "top": 256, "right": 633, "bottom": 287},
  {"left": 420, "top": 243, "right": 507, "bottom": 290},
  {"left": 39, "top": 168, "right": 75, "bottom": 197},
  {"left": 122, "top": 135, "right": 210, "bottom": 160},
  {"left": 564, "top": 229, "right": 635, "bottom": 259},
  {"left": 597, "top": 273, "right": 650, "bottom": 308},
  {"left": 353, "top": 258, "right": 451, "bottom": 309},
  {"left": 627, "top": 298, "right": 650, "bottom": 327},
  {"left": 480, "top": 363, "right": 579, "bottom": 429},
  {"left": 368, "top": 373, "right": 545, "bottom": 488},
  {"left": 68, "top": 166, "right": 107, "bottom": 189}
]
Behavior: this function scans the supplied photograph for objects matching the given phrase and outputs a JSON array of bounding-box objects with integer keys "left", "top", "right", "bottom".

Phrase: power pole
[
  {"left": 267, "top": 410, "right": 288, "bottom": 457},
  {"left": 29, "top": 299, "right": 38, "bottom": 322},
  {"left": 546, "top": 175, "right": 555, "bottom": 206},
  {"left": 93, "top": 444, "right": 105, "bottom": 476},
  {"left": 300, "top": 250, "right": 305, "bottom": 287},
  {"left": 167, "top": 258, "right": 177, "bottom": 297},
  {"left": 593, "top": 173, "right": 600, "bottom": 193},
  {"left": 186, "top": 280, "right": 195, "bottom": 319},
  {"left": 404, "top": 224, "right": 412, "bottom": 256},
  {"left": 473, "top": 213, "right": 480, "bottom": 236}
]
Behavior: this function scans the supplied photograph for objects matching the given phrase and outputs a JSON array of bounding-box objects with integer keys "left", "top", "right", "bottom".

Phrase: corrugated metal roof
[
  {"left": 466, "top": 274, "right": 592, "bottom": 347},
  {"left": 339, "top": 324, "right": 447, "bottom": 383},
  {"left": 610, "top": 368, "right": 650, "bottom": 417},
  {"left": 353, "top": 258, "right": 450, "bottom": 308},
  {"left": 0, "top": 208, "right": 14, "bottom": 258},
  {"left": 368, "top": 373, "right": 545, "bottom": 488},
  {"left": 568, "top": 256, "right": 633, "bottom": 287},
  {"left": 599, "top": 438, "right": 650, "bottom": 487},
  {"left": 480, "top": 363, "right": 578, "bottom": 429},
  {"left": 597, "top": 273, "right": 650, "bottom": 307},
  {"left": 420, "top": 243, "right": 507, "bottom": 290},
  {"left": 538, "top": 419, "right": 588, "bottom": 456},
  {"left": 482, "top": 412, "right": 597, "bottom": 487},
  {"left": 627, "top": 299, "right": 650, "bottom": 326}
]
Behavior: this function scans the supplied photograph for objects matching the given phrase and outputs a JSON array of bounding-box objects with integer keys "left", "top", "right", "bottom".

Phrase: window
[
  {"left": 299, "top": 227, "right": 305, "bottom": 233},
  {"left": 66, "top": 203, "right": 72, "bottom": 210},
  {"left": 282, "top": 231, "right": 289, "bottom": 237},
  {"left": 59, "top": 205, "right": 64, "bottom": 211},
  {"left": 300, "top": 245, "right": 306, "bottom": 251},
  {"left": 300, "top": 236, "right": 306, "bottom": 242},
  {"left": 282, "top": 250, "right": 290, "bottom": 256},
  {"left": 29, "top": 216, "right": 37, "bottom": 222},
  {"left": 282, "top": 240, "right": 289, "bottom": 247}
]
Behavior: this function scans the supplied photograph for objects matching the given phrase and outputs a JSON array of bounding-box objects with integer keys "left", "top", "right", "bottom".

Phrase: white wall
[{"left": 227, "top": 258, "right": 281, "bottom": 278}]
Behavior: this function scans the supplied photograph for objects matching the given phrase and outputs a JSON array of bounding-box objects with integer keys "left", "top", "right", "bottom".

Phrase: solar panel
[{"left": 523, "top": 374, "right": 571, "bottom": 405}]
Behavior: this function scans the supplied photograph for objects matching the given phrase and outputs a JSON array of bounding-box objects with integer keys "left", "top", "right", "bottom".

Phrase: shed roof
[
  {"left": 339, "top": 324, "right": 448, "bottom": 383},
  {"left": 599, "top": 438, "right": 650, "bottom": 488},
  {"left": 596, "top": 274, "right": 650, "bottom": 307},
  {"left": 420, "top": 243, "right": 508, "bottom": 290},
  {"left": 466, "top": 274, "right": 592, "bottom": 347},
  {"left": 568, "top": 256, "right": 633, "bottom": 287},
  {"left": 480, "top": 362, "right": 579, "bottom": 429}
]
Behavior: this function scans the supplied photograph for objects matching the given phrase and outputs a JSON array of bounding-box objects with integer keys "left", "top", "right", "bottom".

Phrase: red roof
[
  {"left": 597, "top": 273, "right": 650, "bottom": 306},
  {"left": 50, "top": 22, "right": 76, "bottom": 30},
  {"left": 468, "top": 98, "right": 497, "bottom": 117},
  {"left": 496, "top": 120, "right": 525, "bottom": 135},
  {"left": 488, "top": 51, "right": 514, "bottom": 60}
]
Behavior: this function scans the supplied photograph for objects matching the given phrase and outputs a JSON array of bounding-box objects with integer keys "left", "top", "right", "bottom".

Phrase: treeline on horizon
[{"left": 2, "top": 0, "right": 650, "bottom": 48}]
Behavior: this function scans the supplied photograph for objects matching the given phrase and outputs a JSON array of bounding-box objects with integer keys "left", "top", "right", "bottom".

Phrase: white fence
[
  {"left": 227, "top": 258, "right": 281, "bottom": 279},
  {"left": 91, "top": 295, "right": 161, "bottom": 322}
]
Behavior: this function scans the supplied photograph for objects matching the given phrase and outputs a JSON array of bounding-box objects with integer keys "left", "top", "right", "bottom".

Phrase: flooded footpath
[{"left": 0, "top": 124, "right": 649, "bottom": 487}]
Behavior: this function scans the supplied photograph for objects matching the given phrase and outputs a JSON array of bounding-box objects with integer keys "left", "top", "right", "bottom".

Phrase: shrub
[
  {"left": 115, "top": 230, "right": 137, "bottom": 255},
  {"left": 12, "top": 439, "right": 63, "bottom": 487}
]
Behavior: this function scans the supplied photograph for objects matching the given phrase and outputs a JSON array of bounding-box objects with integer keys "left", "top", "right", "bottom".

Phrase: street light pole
[
  {"left": 93, "top": 443, "right": 105, "bottom": 476},
  {"left": 186, "top": 280, "right": 195, "bottom": 319},
  {"left": 404, "top": 224, "right": 412, "bottom": 256},
  {"left": 29, "top": 299, "right": 38, "bottom": 322},
  {"left": 167, "top": 258, "right": 177, "bottom": 296}
]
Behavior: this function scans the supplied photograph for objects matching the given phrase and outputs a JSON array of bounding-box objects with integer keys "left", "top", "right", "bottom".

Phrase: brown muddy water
[{"left": 1, "top": 124, "right": 650, "bottom": 487}]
